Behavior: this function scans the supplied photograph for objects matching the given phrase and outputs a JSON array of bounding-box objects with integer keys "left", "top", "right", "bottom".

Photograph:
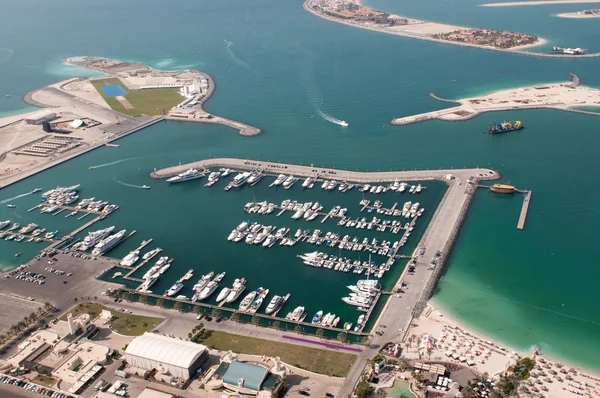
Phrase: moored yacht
[
  {"left": 247, "top": 172, "right": 265, "bottom": 186},
  {"left": 166, "top": 282, "right": 184, "bottom": 297},
  {"left": 239, "top": 291, "right": 257, "bottom": 311},
  {"left": 225, "top": 278, "right": 247, "bottom": 303},
  {"left": 92, "top": 229, "right": 126, "bottom": 256},
  {"left": 167, "top": 168, "right": 205, "bottom": 183},
  {"left": 271, "top": 174, "right": 286, "bottom": 186},
  {"left": 143, "top": 248, "right": 161, "bottom": 260},
  {"left": 282, "top": 176, "right": 298, "bottom": 189},
  {"left": 231, "top": 172, "right": 252, "bottom": 188},
  {"left": 302, "top": 177, "right": 315, "bottom": 189},
  {"left": 216, "top": 287, "right": 231, "bottom": 302},
  {"left": 265, "top": 295, "right": 282, "bottom": 314},
  {"left": 120, "top": 250, "right": 140, "bottom": 267},
  {"left": 287, "top": 306, "right": 305, "bottom": 321},
  {"left": 0, "top": 220, "right": 11, "bottom": 229},
  {"left": 311, "top": 310, "right": 323, "bottom": 324},
  {"left": 198, "top": 281, "right": 218, "bottom": 300}
]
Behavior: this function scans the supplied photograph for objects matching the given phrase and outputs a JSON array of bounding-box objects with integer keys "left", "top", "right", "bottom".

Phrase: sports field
[{"left": 91, "top": 78, "right": 183, "bottom": 117}]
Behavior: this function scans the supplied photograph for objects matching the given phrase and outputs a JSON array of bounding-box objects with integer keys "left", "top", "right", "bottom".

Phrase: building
[
  {"left": 25, "top": 111, "right": 56, "bottom": 125},
  {"left": 124, "top": 333, "right": 208, "bottom": 380},
  {"left": 206, "top": 352, "right": 286, "bottom": 397},
  {"left": 137, "top": 388, "right": 175, "bottom": 398}
]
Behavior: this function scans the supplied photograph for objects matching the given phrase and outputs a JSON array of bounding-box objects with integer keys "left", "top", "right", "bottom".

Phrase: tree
[
  {"left": 73, "top": 297, "right": 78, "bottom": 303},
  {"left": 156, "top": 298, "right": 165, "bottom": 308},
  {"left": 174, "top": 301, "right": 184, "bottom": 312},
  {"left": 354, "top": 379, "right": 372, "bottom": 398},
  {"left": 139, "top": 295, "right": 148, "bottom": 305},
  {"left": 230, "top": 312, "right": 239, "bottom": 322},
  {"left": 251, "top": 315, "right": 260, "bottom": 326},
  {"left": 337, "top": 332, "right": 347, "bottom": 344},
  {"left": 315, "top": 328, "right": 324, "bottom": 339},
  {"left": 211, "top": 308, "right": 221, "bottom": 319},
  {"left": 375, "top": 388, "right": 387, "bottom": 398},
  {"left": 121, "top": 292, "right": 131, "bottom": 302},
  {"left": 272, "top": 321, "right": 281, "bottom": 330},
  {"left": 195, "top": 306, "right": 203, "bottom": 315},
  {"left": 294, "top": 324, "right": 302, "bottom": 334},
  {"left": 461, "top": 382, "right": 479, "bottom": 398}
]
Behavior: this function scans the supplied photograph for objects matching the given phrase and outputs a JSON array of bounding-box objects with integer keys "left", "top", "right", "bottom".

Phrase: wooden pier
[
  {"left": 46, "top": 214, "right": 105, "bottom": 251},
  {"left": 28, "top": 204, "right": 42, "bottom": 212},
  {"left": 517, "top": 190, "right": 532, "bottom": 230},
  {"left": 358, "top": 292, "right": 382, "bottom": 333}
]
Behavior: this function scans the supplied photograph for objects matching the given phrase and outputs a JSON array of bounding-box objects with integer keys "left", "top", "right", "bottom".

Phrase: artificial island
[
  {"left": 556, "top": 8, "right": 600, "bottom": 17},
  {"left": 0, "top": 56, "right": 260, "bottom": 189},
  {"left": 1, "top": 61, "right": 599, "bottom": 398},
  {"left": 305, "top": 0, "right": 600, "bottom": 57},
  {"left": 391, "top": 74, "right": 600, "bottom": 125}
]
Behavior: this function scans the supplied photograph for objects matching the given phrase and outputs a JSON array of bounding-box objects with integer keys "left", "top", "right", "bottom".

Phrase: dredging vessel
[{"left": 485, "top": 121, "right": 522, "bottom": 134}]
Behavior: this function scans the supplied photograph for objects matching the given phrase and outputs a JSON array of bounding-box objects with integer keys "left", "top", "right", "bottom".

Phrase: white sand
[
  {"left": 404, "top": 305, "right": 600, "bottom": 397},
  {"left": 556, "top": 10, "right": 600, "bottom": 17},
  {"left": 482, "top": 0, "right": 600, "bottom": 7}
]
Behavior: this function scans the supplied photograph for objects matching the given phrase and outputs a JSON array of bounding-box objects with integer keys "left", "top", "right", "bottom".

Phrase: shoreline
[
  {"left": 390, "top": 75, "right": 600, "bottom": 126},
  {"left": 555, "top": 10, "right": 600, "bottom": 18},
  {"left": 303, "top": 1, "right": 600, "bottom": 58},
  {"left": 420, "top": 302, "right": 600, "bottom": 378}
]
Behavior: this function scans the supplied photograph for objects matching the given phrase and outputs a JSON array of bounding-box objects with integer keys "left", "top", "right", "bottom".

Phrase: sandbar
[
  {"left": 556, "top": 8, "right": 600, "bottom": 17},
  {"left": 391, "top": 74, "right": 600, "bottom": 125}
]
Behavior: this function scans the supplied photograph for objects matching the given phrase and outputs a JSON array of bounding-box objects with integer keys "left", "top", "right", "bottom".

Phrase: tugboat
[{"left": 485, "top": 121, "right": 522, "bottom": 134}]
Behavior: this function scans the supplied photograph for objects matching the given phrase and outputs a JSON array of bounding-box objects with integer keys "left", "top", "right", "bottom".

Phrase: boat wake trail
[
  {"left": 0, "top": 48, "right": 14, "bottom": 66},
  {"left": 317, "top": 109, "right": 347, "bottom": 127},
  {"left": 224, "top": 40, "right": 250, "bottom": 69},
  {"left": 115, "top": 180, "right": 147, "bottom": 189},
  {"left": 0, "top": 191, "right": 35, "bottom": 205},
  {"left": 89, "top": 158, "right": 137, "bottom": 169}
]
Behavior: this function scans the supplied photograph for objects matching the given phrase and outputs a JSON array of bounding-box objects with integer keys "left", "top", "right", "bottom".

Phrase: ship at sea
[
  {"left": 490, "top": 184, "right": 516, "bottom": 194},
  {"left": 485, "top": 121, "right": 522, "bottom": 134}
]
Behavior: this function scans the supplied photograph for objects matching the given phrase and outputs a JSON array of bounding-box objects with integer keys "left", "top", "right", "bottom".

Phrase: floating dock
[{"left": 517, "top": 190, "right": 531, "bottom": 230}]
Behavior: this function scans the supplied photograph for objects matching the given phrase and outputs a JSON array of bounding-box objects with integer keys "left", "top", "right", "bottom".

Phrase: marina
[{"left": 0, "top": 161, "right": 499, "bottom": 337}]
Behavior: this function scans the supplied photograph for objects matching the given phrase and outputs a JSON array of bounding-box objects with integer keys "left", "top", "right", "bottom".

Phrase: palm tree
[
  {"left": 294, "top": 324, "right": 302, "bottom": 334},
  {"left": 173, "top": 301, "right": 184, "bottom": 312},
  {"left": 139, "top": 295, "right": 148, "bottom": 305},
  {"left": 156, "top": 298, "right": 165, "bottom": 308},
  {"left": 272, "top": 320, "right": 281, "bottom": 330},
  {"left": 230, "top": 313, "right": 239, "bottom": 322},
  {"left": 251, "top": 315, "right": 260, "bottom": 326},
  {"left": 316, "top": 328, "right": 324, "bottom": 339},
  {"left": 211, "top": 308, "right": 221, "bottom": 319},
  {"left": 337, "top": 332, "right": 347, "bottom": 344}
]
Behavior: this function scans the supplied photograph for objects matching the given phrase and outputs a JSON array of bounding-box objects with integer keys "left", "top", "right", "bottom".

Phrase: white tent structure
[{"left": 125, "top": 333, "right": 207, "bottom": 380}]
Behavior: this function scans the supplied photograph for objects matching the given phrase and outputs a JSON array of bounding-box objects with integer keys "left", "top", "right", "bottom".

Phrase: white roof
[
  {"left": 70, "top": 119, "right": 84, "bottom": 128},
  {"left": 137, "top": 389, "right": 174, "bottom": 398},
  {"left": 125, "top": 333, "right": 206, "bottom": 369}
]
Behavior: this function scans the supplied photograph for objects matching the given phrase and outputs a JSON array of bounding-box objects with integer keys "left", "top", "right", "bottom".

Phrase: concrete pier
[
  {"left": 518, "top": 190, "right": 532, "bottom": 230},
  {"left": 150, "top": 157, "right": 500, "bottom": 183}
]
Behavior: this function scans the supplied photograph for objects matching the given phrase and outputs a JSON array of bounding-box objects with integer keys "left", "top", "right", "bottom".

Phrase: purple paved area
[{"left": 283, "top": 335, "right": 363, "bottom": 353}]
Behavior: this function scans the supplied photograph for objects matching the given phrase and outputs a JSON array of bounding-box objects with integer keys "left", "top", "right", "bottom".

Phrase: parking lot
[
  {"left": 0, "top": 294, "right": 43, "bottom": 335},
  {"left": 0, "top": 375, "right": 73, "bottom": 398}
]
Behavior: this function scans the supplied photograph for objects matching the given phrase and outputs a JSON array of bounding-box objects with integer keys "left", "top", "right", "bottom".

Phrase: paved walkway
[{"left": 150, "top": 157, "right": 499, "bottom": 182}]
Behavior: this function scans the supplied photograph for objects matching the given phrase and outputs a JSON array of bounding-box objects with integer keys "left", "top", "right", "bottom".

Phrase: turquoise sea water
[{"left": 1, "top": 0, "right": 599, "bottom": 371}]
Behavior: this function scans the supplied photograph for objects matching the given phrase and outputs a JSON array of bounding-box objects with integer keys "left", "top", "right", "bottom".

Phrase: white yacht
[
  {"left": 228, "top": 230, "right": 239, "bottom": 241},
  {"left": 216, "top": 287, "right": 231, "bottom": 302},
  {"left": 207, "top": 171, "right": 221, "bottom": 182},
  {"left": 321, "top": 180, "right": 329, "bottom": 190},
  {"left": 231, "top": 172, "right": 252, "bottom": 188},
  {"left": 288, "top": 306, "right": 305, "bottom": 321},
  {"left": 198, "top": 281, "right": 218, "bottom": 300},
  {"left": 302, "top": 177, "right": 314, "bottom": 189},
  {"left": 236, "top": 221, "right": 249, "bottom": 231},
  {"left": 0, "top": 220, "right": 10, "bottom": 229},
  {"left": 193, "top": 272, "right": 214, "bottom": 292},
  {"left": 166, "top": 282, "right": 184, "bottom": 297},
  {"left": 138, "top": 274, "right": 158, "bottom": 292},
  {"left": 239, "top": 291, "right": 257, "bottom": 311},
  {"left": 282, "top": 176, "right": 298, "bottom": 189},
  {"left": 312, "top": 310, "right": 323, "bottom": 324},
  {"left": 120, "top": 250, "right": 140, "bottom": 267},
  {"left": 220, "top": 168, "right": 233, "bottom": 177},
  {"left": 265, "top": 295, "right": 282, "bottom": 314},
  {"left": 249, "top": 288, "right": 269, "bottom": 313},
  {"left": 247, "top": 172, "right": 265, "bottom": 186},
  {"left": 416, "top": 184, "right": 422, "bottom": 193},
  {"left": 326, "top": 181, "right": 337, "bottom": 191},
  {"left": 342, "top": 295, "right": 373, "bottom": 307},
  {"left": 340, "top": 120, "right": 349, "bottom": 127},
  {"left": 399, "top": 182, "right": 409, "bottom": 192},
  {"left": 143, "top": 248, "right": 161, "bottom": 260},
  {"left": 79, "top": 226, "right": 115, "bottom": 251},
  {"left": 271, "top": 174, "right": 286, "bottom": 186},
  {"left": 92, "top": 229, "right": 126, "bottom": 256},
  {"left": 390, "top": 180, "right": 401, "bottom": 191},
  {"left": 167, "top": 168, "right": 205, "bottom": 183},
  {"left": 225, "top": 278, "right": 246, "bottom": 303}
]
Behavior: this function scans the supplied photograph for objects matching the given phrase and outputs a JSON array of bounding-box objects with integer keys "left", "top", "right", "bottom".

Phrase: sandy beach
[
  {"left": 404, "top": 305, "right": 600, "bottom": 397},
  {"left": 482, "top": 0, "right": 600, "bottom": 7},
  {"left": 556, "top": 10, "right": 600, "bottom": 17}
]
